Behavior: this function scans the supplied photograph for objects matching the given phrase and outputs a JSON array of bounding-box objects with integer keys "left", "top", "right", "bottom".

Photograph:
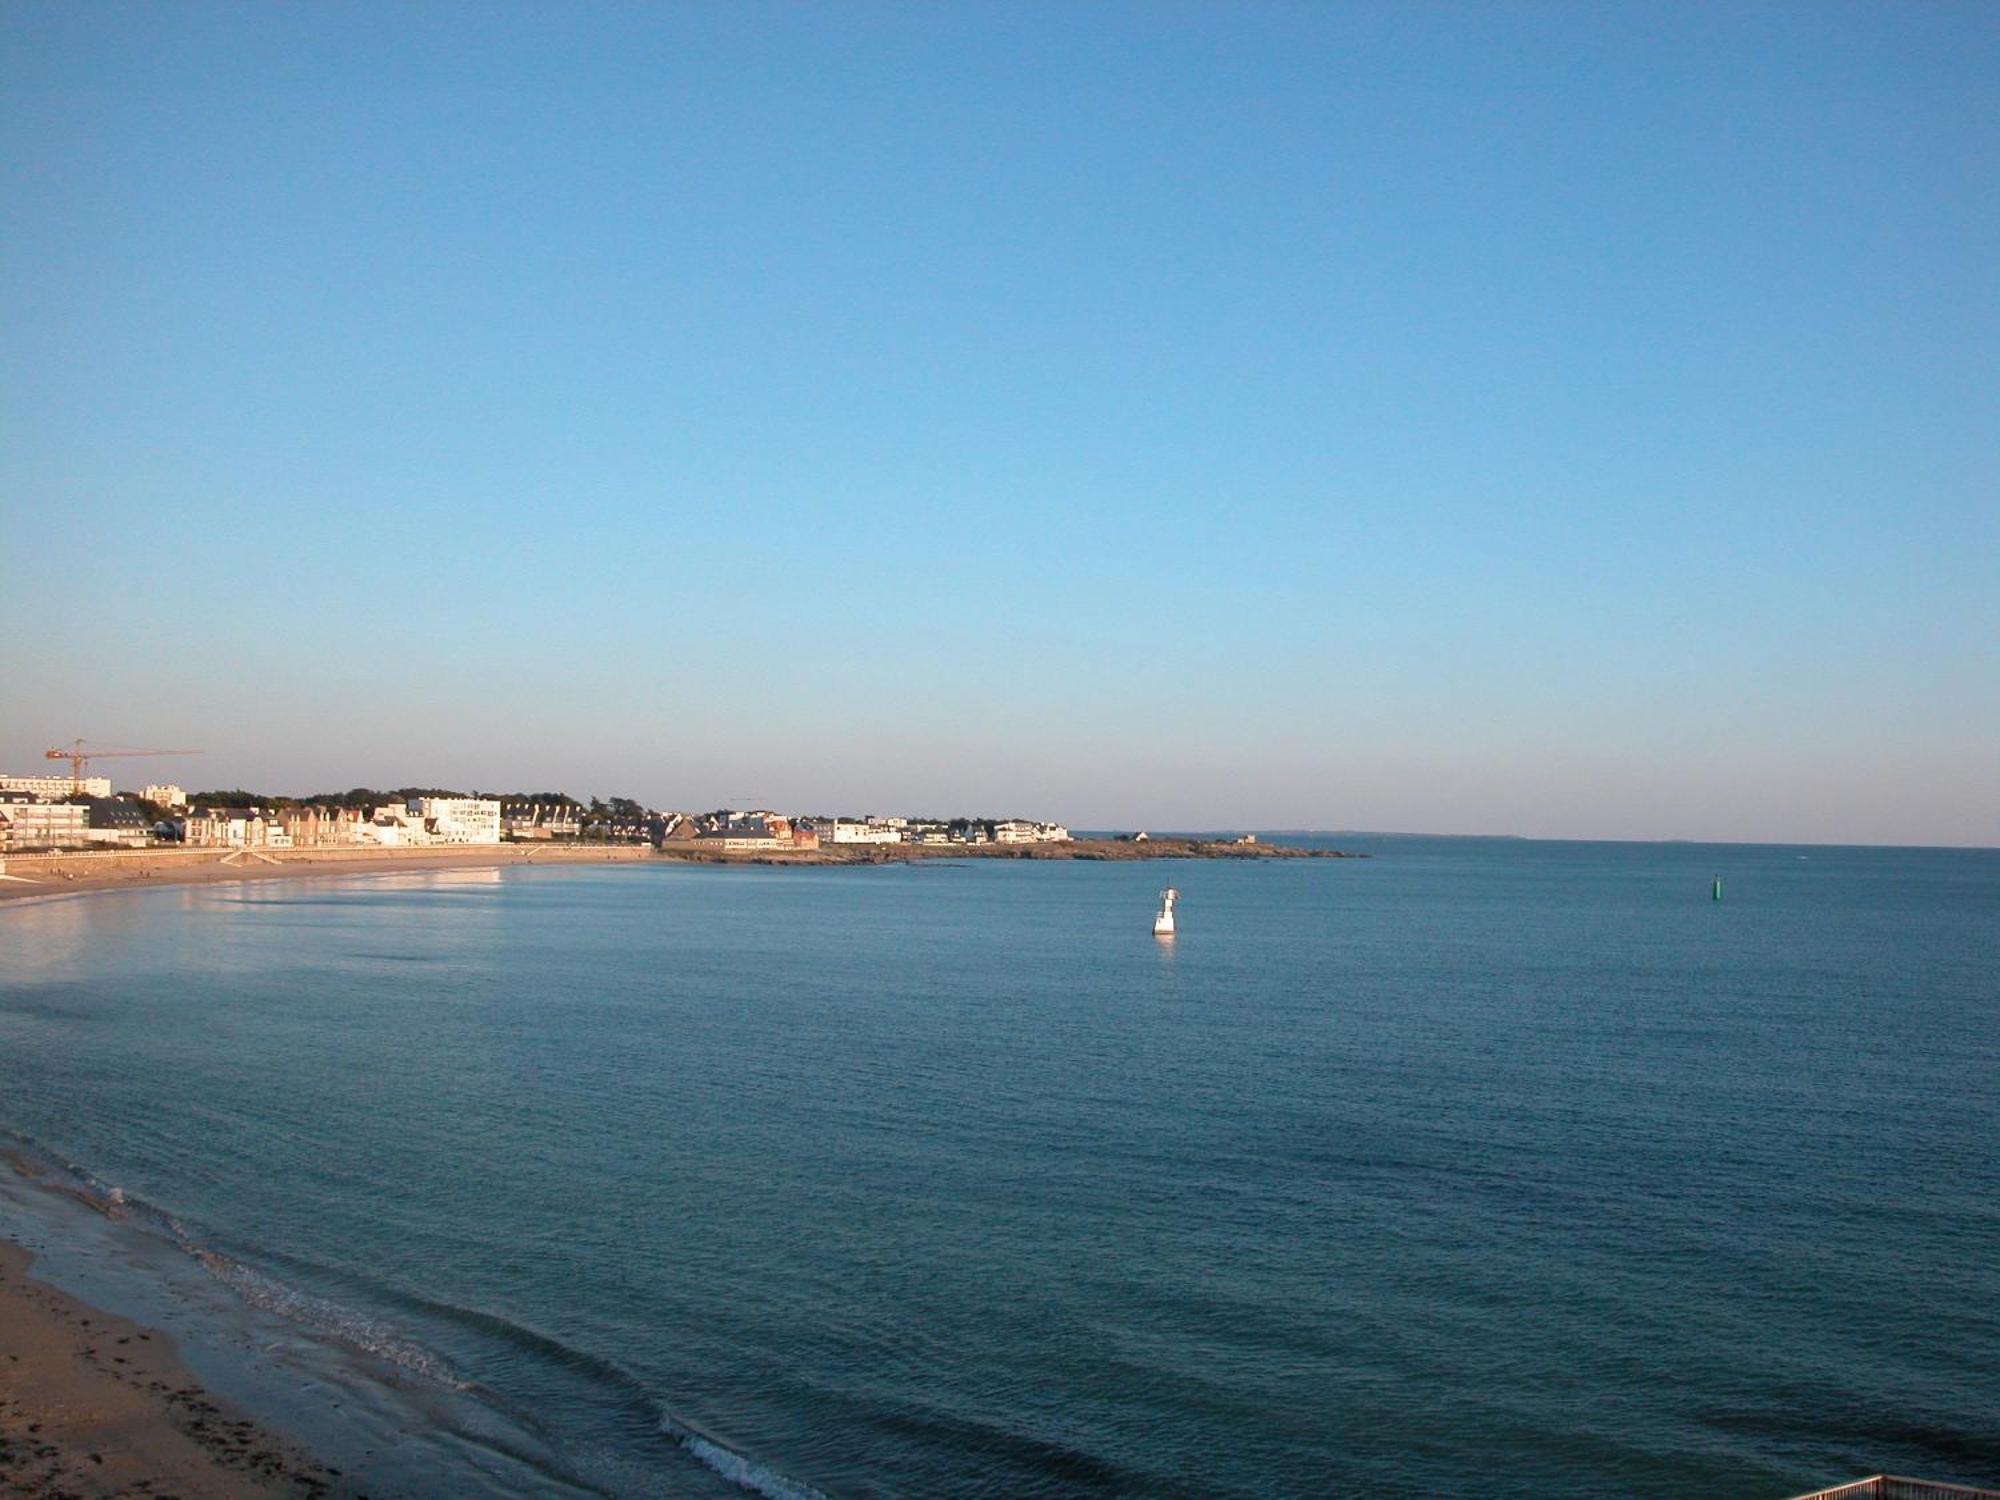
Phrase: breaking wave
[{"left": 660, "top": 1414, "right": 830, "bottom": 1500}]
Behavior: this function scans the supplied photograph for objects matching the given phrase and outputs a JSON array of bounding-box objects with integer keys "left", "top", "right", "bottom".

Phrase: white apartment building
[
  {"left": 822, "top": 820, "right": 904, "bottom": 845},
  {"left": 184, "top": 809, "right": 287, "bottom": 849},
  {"left": 0, "top": 797, "right": 91, "bottom": 850},
  {"left": 362, "top": 804, "right": 427, "bottom": 847},
  {"left": 142, "top": 784, "right": 188, "bottom": 807},
  {"left": 993, "top": 820, "right": 1072, "bottom": 844},
  {"left": 0, "top": 772, "right": 111, "bottom": 800},
  {"left": 415, "top": 797, "right": 503, "bottom": 845}
]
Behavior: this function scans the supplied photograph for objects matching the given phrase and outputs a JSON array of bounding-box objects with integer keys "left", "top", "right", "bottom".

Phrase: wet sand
[{"left": 0, "top": 1239, "right": 334, "bottom": 1498}]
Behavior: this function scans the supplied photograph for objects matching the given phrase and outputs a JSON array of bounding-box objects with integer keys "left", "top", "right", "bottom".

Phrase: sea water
[{"left": 0, "top": 840, "right": 1995, "bottom": 1498}]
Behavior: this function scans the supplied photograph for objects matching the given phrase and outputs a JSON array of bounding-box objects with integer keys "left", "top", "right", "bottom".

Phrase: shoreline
[
  {"left": 0, "top": 1235, "right": 333, "bottom": 1498},
  {"left": 0, "top": 1147, "right": 603, "bottom": 1500},
  {"left": 0, "top": 843, "right": 657, "bottom": 905},
  {"left": 0, "top": 836, "right": 1358, "bottom": 905}
]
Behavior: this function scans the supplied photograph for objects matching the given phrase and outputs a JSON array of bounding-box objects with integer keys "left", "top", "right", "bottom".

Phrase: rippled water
[{"left": 1, "top": 840, "right": 1995, "bottom": 1498}]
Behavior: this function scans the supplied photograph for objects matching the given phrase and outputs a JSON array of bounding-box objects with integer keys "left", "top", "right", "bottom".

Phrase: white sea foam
[
  {"left": 661, "top": 1416, "right": 829, "bottom": 1500},
  {"left": 192, "top": 1248, "right": 468, "bottom": 1390}
]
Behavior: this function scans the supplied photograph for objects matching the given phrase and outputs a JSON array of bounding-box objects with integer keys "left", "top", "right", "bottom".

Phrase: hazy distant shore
[{"left": 0, "top": 837, "right": 1359, "bottom": 905}]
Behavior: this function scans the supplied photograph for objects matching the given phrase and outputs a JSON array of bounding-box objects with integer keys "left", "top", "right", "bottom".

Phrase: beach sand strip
[{"left": 0, "top": 1238, "right": 334, "bottom": 1498}]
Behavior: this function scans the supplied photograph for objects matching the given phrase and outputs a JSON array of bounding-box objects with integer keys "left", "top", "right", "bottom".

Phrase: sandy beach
[
  {"left": 0, "top": 843, "right": 659, "bottom": 905},
  {"left": 0, "top": 1238, "right": 333, "bottom": 1498}
]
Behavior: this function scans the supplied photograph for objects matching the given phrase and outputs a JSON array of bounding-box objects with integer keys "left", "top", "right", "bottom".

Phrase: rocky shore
[{"left": 672, "top": 836, "right": 1363, "bottom": 866}]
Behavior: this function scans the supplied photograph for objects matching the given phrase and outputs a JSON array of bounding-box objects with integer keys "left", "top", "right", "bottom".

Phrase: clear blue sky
[{"left": 3, "top": 2, "right": 1994, "bottom": 843}]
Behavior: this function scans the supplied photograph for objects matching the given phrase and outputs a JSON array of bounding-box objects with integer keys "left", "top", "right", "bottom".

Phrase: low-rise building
[
  {"left": 84, "top": 798, "right": 153, "bottom": 848},
  {"left": 184, "top": 807, "right": 284, "bottom": 848},
  {"left": 276, "top": 806, "right": 373, "bottom": 847},
  {"left": 502, "top": 802, "right": 582, "bottom": 840},
  {"left": 0, "top": 796, "right": 91, "bottom": 851},
  {"left": 142, "top": 783, "right": 188, "bottom": 808},
  {"left": 361, "top": 803, "right": 427, "bottom": 846},
  {"left": 417, "top": 797, "right": 502, "bottom": 845},
  {"left": 692, "top": 817, "right": 799, "bottom": 853},
  {"left": 584, "top": 809, "right": 658, "bottom": 844},
  {"left": 821, "top": 820, "right": 904, "bottom": 844},
  {"left": 993, "top": 820, "right": 1072, "bottom": 844}
]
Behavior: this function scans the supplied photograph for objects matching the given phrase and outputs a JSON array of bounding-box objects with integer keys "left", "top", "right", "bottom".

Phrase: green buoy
[{"left": 1712, "top": 876, "right": 1723, "bottom": 902}]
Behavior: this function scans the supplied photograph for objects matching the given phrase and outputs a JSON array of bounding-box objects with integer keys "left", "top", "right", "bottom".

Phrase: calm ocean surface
[{"left": 1, "top": 839, "right": 1995, "bottom": 1498}]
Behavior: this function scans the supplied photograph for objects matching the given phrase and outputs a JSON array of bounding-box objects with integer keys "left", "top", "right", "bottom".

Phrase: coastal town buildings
[
  {"left": 692, "top": 814, "right": 820, "bottom": 853},
  {"left": 820, "top": 819, "right": 904, "bottom": 844},
  {"left": 176, "top": 798, "right": 503, "bottom": 850},
  {"left": 352, "top": 797, "right": 502, "bottom": 847},
  {"left": 0, "top": 771, "right": 111, "bottom": 800},
  {"left": 6, "top": 765, "right": 1073, "bottom": 863}
]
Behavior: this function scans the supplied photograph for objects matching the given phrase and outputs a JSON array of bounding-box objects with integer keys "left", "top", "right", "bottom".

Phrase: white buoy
[{"left": 1153, "top": 887, "right": 1178, "bottom": 937}]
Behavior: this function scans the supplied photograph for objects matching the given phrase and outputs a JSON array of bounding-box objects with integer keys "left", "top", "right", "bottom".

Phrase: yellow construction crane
[{"left": 44, "top": 740, "right": 203, "bottom": 795}]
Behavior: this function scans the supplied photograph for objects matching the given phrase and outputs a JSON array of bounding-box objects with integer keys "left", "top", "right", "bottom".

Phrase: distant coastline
[{"left": 0, "top": 836, "right": 1361, "bottom": 906}]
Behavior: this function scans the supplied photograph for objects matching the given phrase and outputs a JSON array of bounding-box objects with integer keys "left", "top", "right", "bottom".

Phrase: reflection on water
[
  {"left": 0, "top": 868, "right": 514, "bottom": 992},
  {"left": 201, "top": 867, "right": 508, "bottom": 904},
  {"left": 0, "top": 892, "right": 96, "bottom": 976}
]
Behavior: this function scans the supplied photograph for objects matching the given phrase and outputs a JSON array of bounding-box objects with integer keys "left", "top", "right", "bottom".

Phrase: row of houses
[
  {"left": 832, "top": 817, "right": 1072, "bottom": 846},
  {"left": 1, "top": 771, "right": 1073, "bottom": 856},
  {"left": 0, "top": 792, "right": 507, "bottom": 854},
  {"left": 179, "top": 797, "right": 504, "bottom": 850},
  {"left": 670, "top": 811, "right": 1070, "bottom": 852},
  {"left": 680, "top": 813, "right": 1072, "bottom": 850},
  {"left": 655, "top": 810, "right": 820, "bottom": 852}
]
